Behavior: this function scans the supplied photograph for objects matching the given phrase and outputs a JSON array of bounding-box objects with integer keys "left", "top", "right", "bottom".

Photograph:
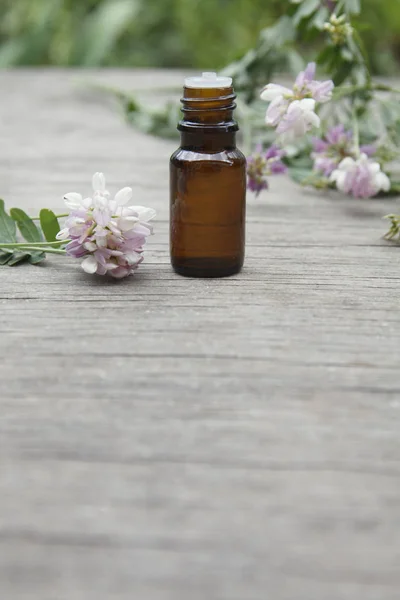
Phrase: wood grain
[{"left": 0, "top": 69, "right": 400, "bottom": 600}]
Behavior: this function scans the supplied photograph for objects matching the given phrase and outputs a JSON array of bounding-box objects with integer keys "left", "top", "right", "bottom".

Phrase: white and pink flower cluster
[
  {"left": 251, "top": 63, "right": 392, "bottom": 199},
  {"left": 312, "top": 125, "right": 390, "bottom": 197},
  {"left": 260, "top": 62, "right": 334, "bottom": 143},
  {"left": 330, "top": 154, "right": 390, "bottom": 199},
  {"left": 57, "top": 173, "right": 155, "bottom": 278}
]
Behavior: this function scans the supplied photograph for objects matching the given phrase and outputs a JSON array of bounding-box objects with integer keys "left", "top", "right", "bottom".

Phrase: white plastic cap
[{"left": 184, "top": 71, "right": 232, "bottom": 89}]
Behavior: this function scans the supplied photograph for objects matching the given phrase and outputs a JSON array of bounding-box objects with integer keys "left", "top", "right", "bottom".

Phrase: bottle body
[
  {"left": 170, "top": 141, "right": 246, "bottom": 277},
  {"left": 170, "top": 78, "right": 246, "bottom": 278}
]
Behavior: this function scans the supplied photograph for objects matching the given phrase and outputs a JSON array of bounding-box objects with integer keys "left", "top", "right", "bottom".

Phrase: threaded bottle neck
[{"left": 178, "top": 85, "right": 238, "bottom": 133}]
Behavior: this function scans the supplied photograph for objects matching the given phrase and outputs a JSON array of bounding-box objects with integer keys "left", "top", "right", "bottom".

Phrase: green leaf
[
  {"left": 344, "top": 0, "right": 361, "bottom": 15},
  {"left": 312, "top": 7, "right": 329, "bottom": 30},
  {"left": 10, "top": 207, "right": 43, "bottom": 243},
  {"left": 286, "top": 49, "right": 305, "bottom": 75},
  {"left": 289, "top": 167, "right": 314, "bottom": 184},
  {"left": 77, "top": 0, "right": 139, "bottom": 66},
  {"left": 39, "top": 208, "right": 60, "bottom": 242},
  {"left": 7, "top": 252, "right": 31, "bottom": 266},
  {"left": 0, "top": 202, "right": 46, "bottom": 266},
  {"left": 316, "top": 45, "right": 336, "bottom": 68},
  {"left": 0, "top": 199, "right": 17, "bottom": 243},
  {"left": 0, "top": 250, "right": 13, "bottom": 265},
  {"left": 341, "top": 47, "right": 354, "bottom": 62},
  {"left": 352, "top": 30, "right": 370, "bottom": 66},
  {"left": 286, "top": 152, "right": 314, "bottom": 169},
  {"left": 293, "top": 0, "right": 320, "bottom": 26},
  {"left": 333, "top": 61, "right": 353, "bottom": 86},
  {"left": 28, "top": 251, "right": 46, "bottom": 264}
]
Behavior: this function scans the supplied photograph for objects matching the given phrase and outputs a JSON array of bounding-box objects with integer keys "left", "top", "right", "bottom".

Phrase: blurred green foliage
[{"left": 0, "top": 0, "right": 399, "bottom": 72}]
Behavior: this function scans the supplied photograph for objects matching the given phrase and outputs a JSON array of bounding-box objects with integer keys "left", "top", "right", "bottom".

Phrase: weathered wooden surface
[{"left": 0, "top": 70, "right": 400, "bottom": 600}]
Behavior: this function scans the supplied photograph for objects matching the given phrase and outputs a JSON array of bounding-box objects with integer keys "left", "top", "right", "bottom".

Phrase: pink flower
[
  {"left": 57, "top": 173, "right": 156, "bottom": 278},
  {"left": 247, "top": 145, "right": 287, "bottom": 195},
  {"left": 276, "top": 99, "right": 320, "bottom": 143},
  {"left": 312, "top": 125, "right": 377, "bottom": 177},
  {"left": 260, "top": 63, "right": 334, "bottom": 141},
  {"left": 330, "top": 154, "right": 390, "bottom": 198}
]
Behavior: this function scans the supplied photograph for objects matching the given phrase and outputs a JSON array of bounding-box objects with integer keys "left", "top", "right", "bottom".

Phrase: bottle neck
[
  {"left": 180, "top": 130, "right": 236, "bottom": 152},
  {"left": 178, "top": 84, "right": 238, "bottom": 151}
]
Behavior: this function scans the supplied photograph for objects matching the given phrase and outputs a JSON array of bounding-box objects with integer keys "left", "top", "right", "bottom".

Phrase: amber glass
[{"left": 170, "top": 84, "right": 246, "bottom": 277}]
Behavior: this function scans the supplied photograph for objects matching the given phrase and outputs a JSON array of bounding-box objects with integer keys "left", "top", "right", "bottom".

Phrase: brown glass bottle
[{"left": 170, "top": 72, "right": 246, "bottom": 278}]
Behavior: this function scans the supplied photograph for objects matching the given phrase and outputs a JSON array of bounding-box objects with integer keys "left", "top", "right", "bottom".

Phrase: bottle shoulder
[{"left": 170, "top": 147, "right": 246, "bottom": 165}]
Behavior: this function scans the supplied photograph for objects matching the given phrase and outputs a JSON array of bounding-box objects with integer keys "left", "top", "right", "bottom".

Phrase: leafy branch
[{"left": 0, "top": 200, "right": 66, "bottom": 266}]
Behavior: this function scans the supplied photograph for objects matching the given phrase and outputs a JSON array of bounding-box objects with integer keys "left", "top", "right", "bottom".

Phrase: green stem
[
  {"left": 334, "top": 83, "right": 400, "bottom": 101},
  {"left": 30, "top": 213, "right": 68, "bottom": 221},
  {"left": 0, "top": 240, "right": 69, "bottom": 248},
  {"left": 352, "top": 107, "right": 360, "bottom": 157},
  {"left": 0, "top": 245, "right": 66, "bottom": 255},
  {"left": 373, "top": 83, "right": 400, "bottom": 94}
]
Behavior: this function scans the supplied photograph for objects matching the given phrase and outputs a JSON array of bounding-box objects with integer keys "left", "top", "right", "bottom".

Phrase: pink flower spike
[{"left": 62, "top": 172, "right": 156, "bottom": 278}]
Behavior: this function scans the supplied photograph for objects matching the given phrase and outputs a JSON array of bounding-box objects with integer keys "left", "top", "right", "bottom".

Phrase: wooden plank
[{"left": 0, "top": 69, "right": 400, "bottom": 600}]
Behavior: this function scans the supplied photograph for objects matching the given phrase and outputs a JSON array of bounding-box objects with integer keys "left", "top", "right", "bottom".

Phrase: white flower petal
[
  {"left": 110, "top": 267, "right": 130, "bottom": 279},
  {"left": 335, "top": 171, "right": 348, "bottom": 192},
  {"left": 108, "top": 221, "right": 122, "bottom": 236},
  {"left": 114, "top": 187, "right": 133, "bottom": 206},
  {"left": 260, "top": 84, "right": 292, "bottom": 102},
  {"left": 330, "top": 169, "right": 339, "bottom": 183},
  {"left": 92, "top": 172, "right": 106, "bottom": 192},
  {"left": 81, "top": 255, "right": 98, "bottom": 274},
  {"left": 338, "top": 157, "right": 356, "bottom": 171},
  {"left": 93, "top": 207, "right": 111, "bottom": 228},
  {"left": 307, "top": 110, "right": 320, "bottom": 129},
  {"left": 130, "top": 206, "right": 156, "bottom": 222},
  {"left": 119, "top": 206, "right": 138, "bottom": 217},
  {"left": 118, "top": 216, "right": 139, "bottom": 232},
  {"left": 84, "top": 241, "right": 97, "bottom": 252},
  {"left": 125, "top": 251, "right": 142, "bottom": 266},
  {"left": 298, "top": 98, "right": 316, "bottom": 112},
  {"left": 367, "top": 162, "right": 380, "bottom": 175},
  {"left": 96, "top": 264, "right": 108, "bottom": 276},
  {"left": 266, "top": 96, "right": 289, "bottom": 126},
  {"left": 56, "top": 227, "right": 70, "bottom": 241},
  {"left": 375, "top": 171, "right": 390, "bottom": 192},
  {"left": 95, "top": 230, "right": 108, "bottom": 248},
  {"left": 105, "top": 262, "right": 119, "bottom": 271},
  {"left": 83, "top": 197, "right": 93, "bottom": 209},
  {"left": 64, "top": 192, "right": 83, "bottom": 210},
  {"left": 285, "top": 99, "right": 299, "bottom": 113},
  {"left": 92, "top": 193, "right": 109, "bottom": 209}
]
